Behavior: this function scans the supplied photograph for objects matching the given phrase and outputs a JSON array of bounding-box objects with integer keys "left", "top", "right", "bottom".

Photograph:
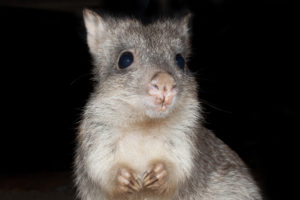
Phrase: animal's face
[{"left": 83, "top": 9, "right": 198, "bottom": 119}]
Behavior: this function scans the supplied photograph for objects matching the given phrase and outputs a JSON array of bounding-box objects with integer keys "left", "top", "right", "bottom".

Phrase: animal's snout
[{"left": 147, "top": 72, "right": 176, "bottom": 111}]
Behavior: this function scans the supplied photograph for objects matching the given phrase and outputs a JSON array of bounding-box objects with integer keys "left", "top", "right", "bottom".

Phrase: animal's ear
[
  {"left": 179, "top": 12, "right": 193, "bottom": 38},
  {"left": 83, "top": 9, "right": 107, "bottom": 55}
]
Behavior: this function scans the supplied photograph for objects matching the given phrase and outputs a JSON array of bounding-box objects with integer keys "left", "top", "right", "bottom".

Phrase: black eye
[
  {"left": 175, "top": 54, "right": 185, "bottom": 69},
  {"left": 118, "top": 52, "right": 134, "bottom": 69}
]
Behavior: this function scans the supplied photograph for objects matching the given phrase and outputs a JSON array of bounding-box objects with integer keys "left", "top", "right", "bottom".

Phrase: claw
[
  {"left": 117, "top": 168, "right": 142, "bottom": 194},
  {"left": 129, "top": 177, "right": 141, "bottom": 191},
  {"left": 143, "top": 171, "right": 159, "bottom": 187},
  {"left": 143, "top": 163, "right": 167, "bottom": 189}
]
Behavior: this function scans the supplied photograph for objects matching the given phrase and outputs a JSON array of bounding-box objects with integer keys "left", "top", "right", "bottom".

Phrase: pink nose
[{"left": 148, "top": 72, "right": 176, "bottom": 111}]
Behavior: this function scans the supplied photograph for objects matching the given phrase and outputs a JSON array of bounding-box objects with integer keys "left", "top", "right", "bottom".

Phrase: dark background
[{"left": 0, "top": 0, "right": 298, "bottom": 199}]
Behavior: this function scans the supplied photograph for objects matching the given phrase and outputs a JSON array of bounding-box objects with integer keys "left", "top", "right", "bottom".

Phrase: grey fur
[{"left": 74, "top": 9, "right": 262, "bottom": 200}]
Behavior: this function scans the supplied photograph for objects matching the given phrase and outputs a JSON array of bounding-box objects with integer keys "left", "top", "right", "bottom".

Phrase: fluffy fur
[{"left": 74, "top": 9, "right": 262, "bottom": 200}]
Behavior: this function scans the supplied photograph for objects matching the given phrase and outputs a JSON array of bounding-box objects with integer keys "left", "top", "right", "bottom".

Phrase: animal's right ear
[{"left": 83, "top": 9, "right": 106, "bottom": 56}]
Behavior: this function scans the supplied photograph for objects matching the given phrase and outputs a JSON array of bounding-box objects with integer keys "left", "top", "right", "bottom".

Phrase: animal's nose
[{"left": 148, "top": 72, "right": 176, "bottom": 111}]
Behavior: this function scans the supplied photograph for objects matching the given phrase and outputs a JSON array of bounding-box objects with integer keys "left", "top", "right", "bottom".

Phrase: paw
[
  {"left": 143, "top": 162, "right": 168, "bottom": 190},
  {"left": 117, "top": 168, "right": 142, "bottom": 194}
]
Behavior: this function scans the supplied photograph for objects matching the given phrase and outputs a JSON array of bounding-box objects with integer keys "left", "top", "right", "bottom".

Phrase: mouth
[
  {"left": 156, "top": 105, "right": 168, "bottom": 112},
  {"left": 143, "top": 96, "right": 176, "bottom": 119},
  {"left": 153, "top": 98, "right": 172, "bottom": 112}
]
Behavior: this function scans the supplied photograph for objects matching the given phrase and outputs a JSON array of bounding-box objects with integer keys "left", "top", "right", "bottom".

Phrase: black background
[{"left": 0, "top": 0, "right": 298, "bottom": 199}]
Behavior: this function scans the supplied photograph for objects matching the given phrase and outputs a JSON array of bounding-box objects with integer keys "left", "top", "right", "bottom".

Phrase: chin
[{"left": 144, "top": 105, "right": 173, "bottom": 119}]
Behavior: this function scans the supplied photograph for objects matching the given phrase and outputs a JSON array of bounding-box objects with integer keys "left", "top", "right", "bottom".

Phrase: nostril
[
  {"left": 152, "top": 83, "right": 159, "bottom": 90},
  {"left": 172, "top": 84, "right": 177, "bottom": 90}
]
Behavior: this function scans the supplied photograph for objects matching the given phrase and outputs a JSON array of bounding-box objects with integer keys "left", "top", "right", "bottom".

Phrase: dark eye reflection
[
  {"left": 118, "top": 52, "right": 134, "bottom": 69},
  {"left": 175, "top": 54, "right": 185, "bottom": 69}
]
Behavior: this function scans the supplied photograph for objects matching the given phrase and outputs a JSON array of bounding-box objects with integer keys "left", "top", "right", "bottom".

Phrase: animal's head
[{"left": 83, "top": 9, "right": 199, "bottom": 120}]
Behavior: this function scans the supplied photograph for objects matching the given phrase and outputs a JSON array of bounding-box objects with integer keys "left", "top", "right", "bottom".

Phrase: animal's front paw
[
  {"left": 143, "top": 162, "right": 168, "bottom": 190},
  {"left": 117, "top": 168, "right": 142, "bottom": 194}
]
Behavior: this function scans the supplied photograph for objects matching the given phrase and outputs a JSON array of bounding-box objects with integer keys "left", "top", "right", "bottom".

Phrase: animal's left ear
[{"left": 179, "top": 12, "right": 193, "bottom": 38}]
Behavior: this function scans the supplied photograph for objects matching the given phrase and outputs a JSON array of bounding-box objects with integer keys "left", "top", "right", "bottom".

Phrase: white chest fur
[
  {"left": 113, "top": 125, "right": 194, "bottom": 181},
  {"left": 116, "top": 129, "right": 169, "bottom": 174},
  {"left": 85, "top": 121, "right": 195, "bottom": 189}
]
